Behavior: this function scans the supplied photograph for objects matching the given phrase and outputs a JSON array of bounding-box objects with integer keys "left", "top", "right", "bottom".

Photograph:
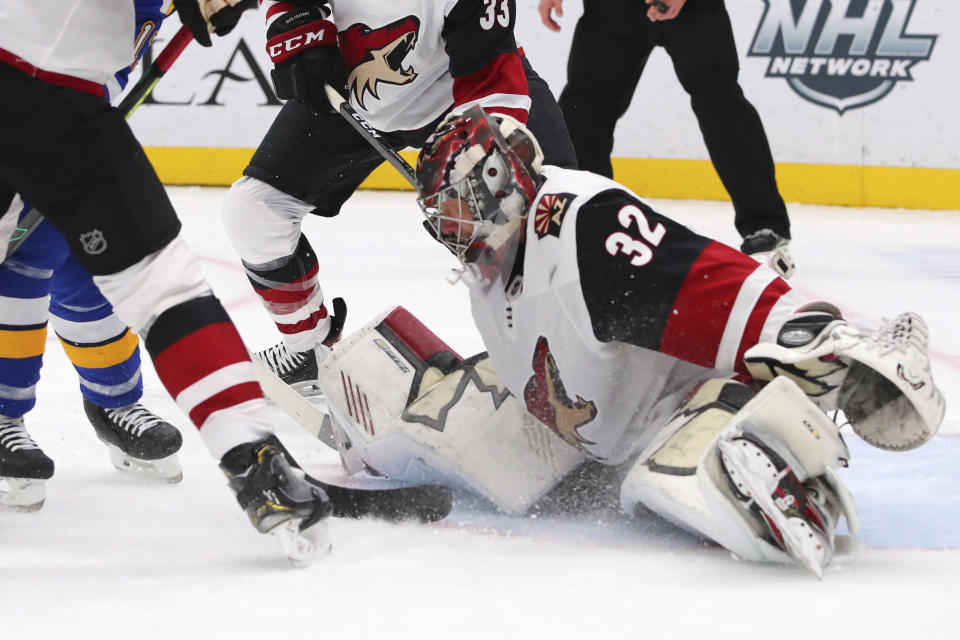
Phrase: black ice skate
[
  {"left": 741, "top": 228, "right": 795, "bottom": 279},
  {"left": 82, "top": 397, "right": 183, "bottom": 483},
  {"left": 0, "top": 415, "right": 54, "bottom": 512},
  {"left": 220, "top": 435, "right": 333, "bottom": 566},
  {"left": 254, "top": 342, "right": 321, "bottom": 396},
  {"left": 253, "top": 297, "right": 347, "bottom": 397}
]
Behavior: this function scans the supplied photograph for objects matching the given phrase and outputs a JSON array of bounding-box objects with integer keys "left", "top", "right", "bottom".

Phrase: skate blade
[
  {"left": 0, "top": 477, "right": 46, "bottom": 512},
  {"left": 107, "top": 447, "right": 183, "bottom": 484},
  {"left": 718, "top": 440, "right": 828, "bottom": 579},
  {"left": 272, "top": 519, "right": 332, "bottom": 568}
]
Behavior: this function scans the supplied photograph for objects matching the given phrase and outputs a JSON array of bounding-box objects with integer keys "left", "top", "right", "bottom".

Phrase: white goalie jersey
[{"left": 467, "top": 166, "right": 720, "bottom": 464}]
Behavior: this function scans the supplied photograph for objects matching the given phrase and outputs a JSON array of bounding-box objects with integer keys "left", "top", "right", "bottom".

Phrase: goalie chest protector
[{"left": 468, "top": 166, "right": 714, "bottom": 464}]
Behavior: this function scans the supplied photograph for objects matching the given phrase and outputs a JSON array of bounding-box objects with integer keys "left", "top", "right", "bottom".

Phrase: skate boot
[
  {"left": 744, "top": 305, "right": 945, "bottom": 451},
  {"left": 717, "top": 435, "right": 844, "bottom": 578},
  {"left": 741, "top": 228, "right": 795, "bottom": 279},
  {"left": 0, "top": 415, "right": 54, "bottom": 512},
  {"left": 220, "top": 434, "right": 333, "bottom": 566},
  {"left": 253, "top": 297, "right": 347, "bottom": 397},
  {"left": 83, "top": 397, "right": 183, "bottom": 483},
  {"left": 254, "top": 342, "right": 321, "bottom": 396}
]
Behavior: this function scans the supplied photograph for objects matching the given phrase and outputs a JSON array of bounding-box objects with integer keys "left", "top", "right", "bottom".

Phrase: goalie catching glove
[{"left": 266, "top": 3, "right": 347, "bottom": 112}]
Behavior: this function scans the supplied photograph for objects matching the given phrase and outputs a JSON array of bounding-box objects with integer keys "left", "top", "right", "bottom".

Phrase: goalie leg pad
[
  {"left": 318, "top": 307, "right": 584, "bottom": 513},
  {"left": 621, "top": 376, "right": 857, "bottom": 574}
]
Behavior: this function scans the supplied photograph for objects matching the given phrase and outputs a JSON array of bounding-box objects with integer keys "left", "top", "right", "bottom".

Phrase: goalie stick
[{"left": 6, "top": 25, "right": 194, "bottom": 258}]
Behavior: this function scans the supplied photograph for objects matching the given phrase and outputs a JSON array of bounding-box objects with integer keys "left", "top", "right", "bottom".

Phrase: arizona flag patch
[{"left": 534, "top": 192, "right": 575, "bottom": 238}]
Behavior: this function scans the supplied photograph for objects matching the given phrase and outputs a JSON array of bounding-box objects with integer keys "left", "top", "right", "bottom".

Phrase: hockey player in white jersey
[
  {"left": 0, "top": 0, "right": 340, "bottom": 562},
  {"left": 222, "top": 0, "right": 577, "bottom": 392},
  {"left": 333, "top": 106, "right": 945, "bottom": 576}
]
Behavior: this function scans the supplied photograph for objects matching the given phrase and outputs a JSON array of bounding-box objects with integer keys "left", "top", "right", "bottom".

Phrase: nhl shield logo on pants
[{"left": 79, "top": 229, "right": 107, "bottom": 255}]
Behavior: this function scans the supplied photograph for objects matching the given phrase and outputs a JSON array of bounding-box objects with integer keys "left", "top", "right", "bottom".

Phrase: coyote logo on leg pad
[
  {"left": 339, "top": 16, "right": 420, "bottom": 110},
  {"left": 523, "top": 337, "right": 598, "bottom": 455}
]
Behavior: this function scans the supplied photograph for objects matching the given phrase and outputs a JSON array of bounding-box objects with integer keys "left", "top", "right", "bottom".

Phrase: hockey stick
[
  {"left": 250, "top": 358, "right": 454, "bottom": 522},
  {"left": 116, "top": 24, "right": 194, "bottom": 116},
  {"left": 5, "top": 25, "right": 194, "bottom": 257},
  {"left": 324, "top": 85, "right": 418, "bottom": 187}
]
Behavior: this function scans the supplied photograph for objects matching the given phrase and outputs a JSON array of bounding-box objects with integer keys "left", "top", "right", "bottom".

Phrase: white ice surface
[{"left": 3, "top": 188, "right": 959, "bottom": 639}]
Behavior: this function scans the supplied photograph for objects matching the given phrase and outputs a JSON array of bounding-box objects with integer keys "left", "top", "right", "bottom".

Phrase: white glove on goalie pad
[
  {"left": 621, "top": 377, "right": 858, "bottom": 576},
  {"left": 316, "top": 307, "right": 585, "bottom": 513}
]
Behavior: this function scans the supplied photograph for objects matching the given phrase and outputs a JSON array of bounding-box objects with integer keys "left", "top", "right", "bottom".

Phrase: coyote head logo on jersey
[
  {"left": 339, "top": 16, "right": 420, "bottom": 110},
  {"left": 523, "top": 337, "right": 598, "bottom": 456}
]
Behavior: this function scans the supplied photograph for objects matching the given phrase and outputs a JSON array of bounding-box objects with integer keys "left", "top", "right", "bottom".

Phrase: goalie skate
[
  {"left": 83, "top": 398, "right": 183, "bottom": 483},
  {"left": 745, "top": 307, "right": 945, "bottom": 451},
  {"left": 220, "top": 435, "right": 333, "bottom": 567},
  {"left": 0, "top": 415, "right": 54, "bottom": 512},
  {"left": 717, "top": 437, "right": 835, "bottom": 578}
]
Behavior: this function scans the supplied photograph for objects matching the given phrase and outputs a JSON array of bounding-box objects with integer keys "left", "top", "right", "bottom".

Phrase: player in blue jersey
[{"left": 0, "top": 1, "right": 182, "bottom": 511}]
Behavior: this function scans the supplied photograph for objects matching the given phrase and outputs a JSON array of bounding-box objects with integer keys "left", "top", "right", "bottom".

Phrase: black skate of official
[
  {"left": 83, "top": 397, "right": 183, "bottom": 483},
  {"left": 741, "top": 228, "right": 795, "bottom": 279}
]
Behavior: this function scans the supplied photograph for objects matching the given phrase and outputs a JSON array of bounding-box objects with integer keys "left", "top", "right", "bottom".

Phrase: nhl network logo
[{"left": 747, "top": 0, "right": 936, "bottom": 113}]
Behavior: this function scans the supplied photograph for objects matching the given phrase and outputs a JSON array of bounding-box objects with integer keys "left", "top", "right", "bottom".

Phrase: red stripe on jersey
[
  {"left": 381, "top": 307, "right": 462, "bottom": 363},
  {"left": 189, "top": 381, "right": 263, "bottom": 427},
  {"left": 0, "top": 48, "right": 106, "bottom": 97},
  {"left": 733, "top": 278, "right": 792, "bottom": 374},
  {"left": 452, "top": 51, "right": 529, "bottom": 123},
  {"left": 276, "top": 307, "right": 329, "bottom": 335},
  {"left": 152, "top": 321, "right": 252, "bottom": 398},
  {"left": 659, "top": 241, "right": 757, "bottom": 368}
]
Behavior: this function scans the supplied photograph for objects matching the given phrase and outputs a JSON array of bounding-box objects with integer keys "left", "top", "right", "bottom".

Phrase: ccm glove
[
  {"left": 267, "top": 5, "right": 347, "bottom": 112},
  {"left": 174, "top": 0, "right": 257, "bottom": 47}
]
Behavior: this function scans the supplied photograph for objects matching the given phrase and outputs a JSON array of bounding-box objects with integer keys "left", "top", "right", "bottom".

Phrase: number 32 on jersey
[{"left": 604, "top": 205, "right": 666, "bottom": 267}]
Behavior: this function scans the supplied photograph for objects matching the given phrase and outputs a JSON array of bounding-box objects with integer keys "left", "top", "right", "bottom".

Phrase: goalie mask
[{"left": 416, "top": 106, "right": 544, "bottom": 287}]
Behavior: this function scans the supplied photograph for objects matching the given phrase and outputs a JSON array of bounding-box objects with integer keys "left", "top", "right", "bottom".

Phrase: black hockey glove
[
  {"left": 266, "top": 5, "right": 347, "bottom": 113},
  {"left": 174, "top": 0, "right": 258, "bottom": 47}
]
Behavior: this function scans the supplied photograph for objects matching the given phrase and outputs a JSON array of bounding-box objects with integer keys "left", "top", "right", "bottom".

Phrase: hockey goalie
[{"left": 307, "top": 108, "right": 944, "bottom": 577}]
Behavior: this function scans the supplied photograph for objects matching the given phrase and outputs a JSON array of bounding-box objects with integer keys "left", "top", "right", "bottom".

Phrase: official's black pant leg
[
  {"left": 558, "top": 0, "right": 655, "bottom": 177},
  {"left": 523, "top": 57, "right": 577, "bottom": 169},
  {"left": 0, "top": 65, "right": 181, "bottom": 276},
  {"left": 664, "top": 2, "right": 790, "bottom": 239}
]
